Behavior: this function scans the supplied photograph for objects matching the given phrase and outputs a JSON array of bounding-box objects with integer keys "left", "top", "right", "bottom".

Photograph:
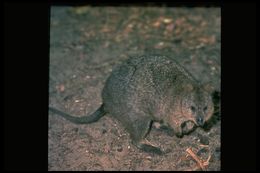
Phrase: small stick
[
  {"left": 186, "top": 147, "right": 206, "bottom": 171},
  {"left": 203, "top": 154, "right": 212, "bottom": 167},
  {"left": 199, "top": 144, "right": 209, "bottom": 148}
]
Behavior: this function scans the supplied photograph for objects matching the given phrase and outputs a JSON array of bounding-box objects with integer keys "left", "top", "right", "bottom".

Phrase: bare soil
[{"left": 49, "top": 6, "right": 220, "bottom": 171}]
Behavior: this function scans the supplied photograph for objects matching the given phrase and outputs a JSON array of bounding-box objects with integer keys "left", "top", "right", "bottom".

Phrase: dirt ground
[{"left": 48, "top": 6, "right": 220, "bottom": 171}]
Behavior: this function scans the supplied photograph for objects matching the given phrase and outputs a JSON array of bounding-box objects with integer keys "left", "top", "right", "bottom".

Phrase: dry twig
[{"left": 186, "top": 147, "right": 206, "bottom": 171}]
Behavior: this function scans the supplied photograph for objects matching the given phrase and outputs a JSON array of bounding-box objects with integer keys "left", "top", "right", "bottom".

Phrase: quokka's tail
[{"left": 49, "top": 104, "right": 106, "bottom": 124}]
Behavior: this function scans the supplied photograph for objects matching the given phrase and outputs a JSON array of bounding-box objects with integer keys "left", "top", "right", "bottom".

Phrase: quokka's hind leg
[{"left": 125, "top": 114, "right": 164, "bottom": 155}]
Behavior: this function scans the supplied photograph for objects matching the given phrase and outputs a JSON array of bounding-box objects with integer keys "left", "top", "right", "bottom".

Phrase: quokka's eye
[
  {"left": 191, "top": 106, "right": 196, "bottom": 112},
  {"left": 203, "top": 106, "right": 208, "bottom": 111}
]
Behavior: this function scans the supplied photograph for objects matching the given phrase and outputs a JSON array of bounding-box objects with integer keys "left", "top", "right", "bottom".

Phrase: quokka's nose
[{"left": 196, "top": 116, "right": 204, "bottom": 126}]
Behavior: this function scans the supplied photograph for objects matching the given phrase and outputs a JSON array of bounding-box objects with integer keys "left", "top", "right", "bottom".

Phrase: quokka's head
[{"left": 180, "top": 83, "right": 215, "bottom": 127}]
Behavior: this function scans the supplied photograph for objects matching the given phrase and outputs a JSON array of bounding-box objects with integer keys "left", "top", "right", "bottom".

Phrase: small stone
[
  {"left": 158, "top": 42, "right": 164, "bottom": 46},
  {"left": 117, "top": 146, "right": 123, "bottom": 152},
  {"left": 145, "top": 156, "right": 152, "bottom": 160},
  {"left": 102, "top": 129, "right": 107, "bottom": 134},
  {"left": 163, "top": 18, "right": 172, "bottom": 24},
  {"left": 154, "top": 42, "right": 165, "bottom": 49},
  {"left": 73, "top": 128, "right": 78, "bottom": 132},
  {"left": 165, "top": 148, "right": 172, "bottom": 153},
  {"left": 197, "top": 148, "right": 208, "bottom": 156},
  {"left": 127, "top": 24, "right": 134, "bottom": 28},
  {"left": 198, "top": 134, "right": 209, "bottom": 145}
]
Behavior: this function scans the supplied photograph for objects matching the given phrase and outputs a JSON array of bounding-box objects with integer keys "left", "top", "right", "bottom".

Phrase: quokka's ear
[
  {"left": 203, "top": 82, "right": 215, "bottom": 93},
  {"left": 183, "top": 83, "right": 194, "bottom": 92}
]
